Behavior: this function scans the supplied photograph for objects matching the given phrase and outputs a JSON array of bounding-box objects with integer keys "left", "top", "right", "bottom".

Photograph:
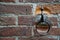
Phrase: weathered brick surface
[
  {"left": 0, "top": 27, "right": 32, "bottom": 36},
  {"left": 19, "top": 0, "right": 23, "bottom": 2},
  {"left": 0, "top": 0, "right": 59, "bottom": 3},
  {"left": 32, "top": 37, "right": 57, "bottom": 40},
  {"left": 0, "top": 4, "right": 32, "bottom": 15},
  {"left": 48, "top": 28, "right": 60, "bottom": 36},
  {"left": 0, "top": 38, "right": 15, "bottom": 40},
  {"left": 25, "top": 0, "right": 38, "bottom": 3},
  {"left": 52, "top": 22, "right": 58, "bottom": 26},
  {"left": 48, "top": 17, "right": 57, "bottom": 22},
  {"left": 0, "top": 0, "right": 15, "bottom": 2},
  {"left": 19, "top": 37, "right": 57, "bottom": 40},
  {"left": 25, "top": 0, "right": 59, "bottom": 3},
  {"left": 43, "top": 4, "right": 60, "bottom": 14},
  {"left": 48, "top": 17, "right": 58, "bottom": 26},
  {"left": 34, "top": 28, "right": 60, "bottom": 36},
  {"left": 0, "top": 17, "right": 16, "bottom": 26},
  {"left": 18, "top": 16, "right": 34, "bottom": 26},
  {"left": 35, "top": 4, "right": 60, "bottom": 15}
]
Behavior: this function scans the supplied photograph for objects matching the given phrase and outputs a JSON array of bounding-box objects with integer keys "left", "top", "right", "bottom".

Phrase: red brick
[
  {"left": 0, "top": 38, "right": 15, "bottom": 40},
  {"left": 0, "top": 17, "right": 16, "bottom": 26},
  {"left": 25, "top": 0, "right": 38, "bottom": 3},
  {"left": 19, "top": 0, "right": 23, "bottom": 2},
  {"left": 54, "top": 0, "right": 59, "bottom": 2},
  {"left": 25, "top": 0, "right": 55, "bottom": 3},
  {"left": 43, "top": 4, "right": 60, "bottom": 14},
  {"left": 0, "top": 27, "right": 32, "bottom": 36},
  {"left": 48, "top": 17, "right": 58, "bottom": 26},
  {"left": 31, "top": 37, "right": 57, "bottom": 40},
  {"left": 0, "top": 4, "right": 32, "bottom": 15},
  {"left": 19, "top": 38, "right": 30, "bottom": 40},
  {"left": 52, "top": 22, "right": 58, "bottom": 26},
  {"left": 49, "top": 38, "right": 58, "bottom": 40},
  {"left": 18, "top": 16, "right": 34, "bottom": 26},
  {"left": 48, "top": 28, "right": 60, "bottom": 36},
  {"left": 0, "top": 0, "right": 15, "bottom": 2},
  {"left": 19, "top": 37, "right": 57, "bottom": 40},
  {"left": 48, "top": 17, "right": 57, "bottom": 22}
]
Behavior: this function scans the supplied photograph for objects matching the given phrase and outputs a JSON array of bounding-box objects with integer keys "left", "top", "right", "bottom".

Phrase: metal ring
[{"left": 36, "top": 21, "right": 51, "bottom": 35}]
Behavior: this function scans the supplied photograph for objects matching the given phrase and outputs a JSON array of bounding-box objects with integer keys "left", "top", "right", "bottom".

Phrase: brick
[
  {"left": 48, "top": 17, "right": 58, "bottom": 26},
  {"left": 25, "top": 0, "right": 55, "bottom": 3},
  {"left": 19, "top": 0, "right": 23, "bottom": 2},
  {"left": 0, "top": 17, "right": 16, "bottom": 26},
  {"left": 48, "top": 17, "right": 57, "bottom": 22},
  {"left": 0, "top": 0, "right": 15, "bottom": 2},
  {"left": 31, "top": 37, "right": 57, "bottom": 40},
  {"left": 52, "top": 22, "right": 58, "bottom": 26},
  {"left": 25, "top": 0, "right": 38, "bottom": 3},
  {"left": 41, "top": 0, "right": 54, "bottom": 2},
  {"left": 0, "top": 4, "right": 32, "bottom": 15},
  {"left": 34, "top": 28, "right": 60, "bottom": 36},
  {"left": 48, "top": 28, "right": 60, "bottom": 36},
  {"left": 43, "top": 4, "right": 60, "bottom": 14},
  {"left": 35, "top": 4, "right": 60, "bottom": 15},
  {"left": 54, "top": 0, "right": 59, "bottom": 2},
  {"left": 18, "top": 16, "right": 34, "bottom": 26},
  {"left": 0, "top": 27, "right": 32, "bottom": 36},
  {"left": 0, "top": 38, "right": 15, "bottom": 40},
  {"left": 19, "top": 37, "right": 57, "bottom": 40},
  {"left": 19, "top": 38, "right": 30, "bottom": 40}
]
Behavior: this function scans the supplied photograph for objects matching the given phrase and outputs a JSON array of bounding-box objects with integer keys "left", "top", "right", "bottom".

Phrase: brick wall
[{"left": 0, "top": 0, "right": 60, "bottom": 40}]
